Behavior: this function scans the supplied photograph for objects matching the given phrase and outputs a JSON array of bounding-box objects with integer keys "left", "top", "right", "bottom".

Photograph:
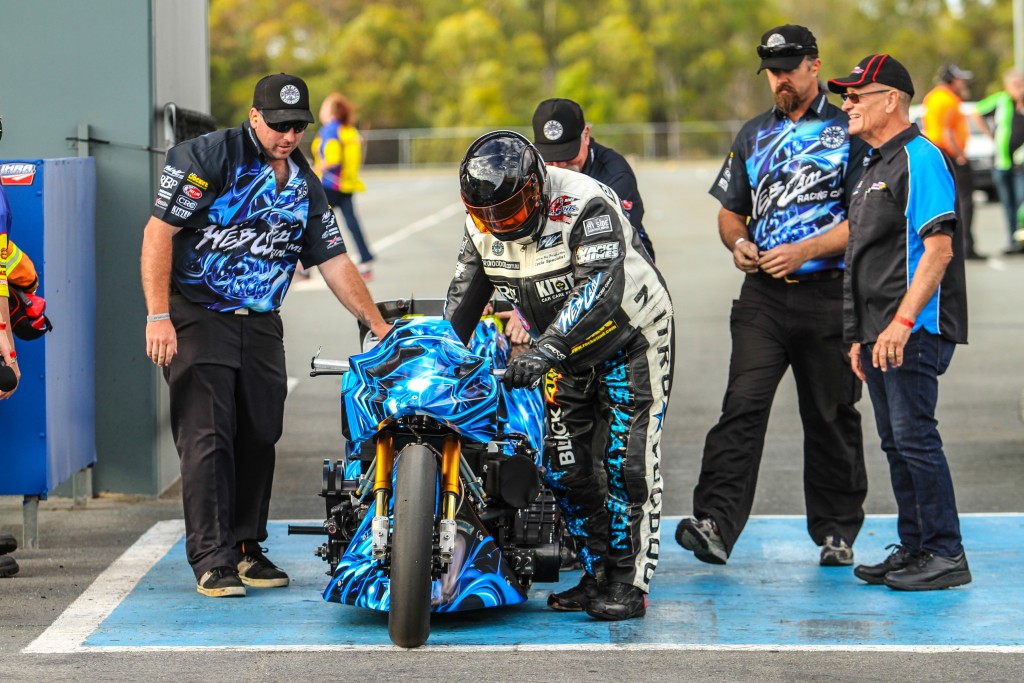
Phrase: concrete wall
[{"left": 0, "top": 0, "right": 210, "bottom": 494}]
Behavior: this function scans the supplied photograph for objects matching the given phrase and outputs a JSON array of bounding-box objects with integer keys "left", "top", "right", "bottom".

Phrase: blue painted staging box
[{"left": 0, "top": 158, "right": 96, "bottom": 497}]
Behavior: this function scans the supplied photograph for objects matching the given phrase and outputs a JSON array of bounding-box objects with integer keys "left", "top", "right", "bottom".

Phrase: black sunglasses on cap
[
  {"left": 757, "top": 43, "right": 816, "bottom": 59},
  {"left": 261, "top": 114, "right": 308, "bottom": 134}
]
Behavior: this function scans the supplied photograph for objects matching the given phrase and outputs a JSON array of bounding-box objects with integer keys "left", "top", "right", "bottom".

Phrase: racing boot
[
  {"left": 547, "top": 572, "right": 603, "bottom": 612},
  {"left": 585, "top": 581, "right": 647, "bottom": 621}
]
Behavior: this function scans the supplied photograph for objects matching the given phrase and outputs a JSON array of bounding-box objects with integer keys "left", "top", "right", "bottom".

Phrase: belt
[
  {"left": 231, "top": 307, "right": 277, "bottom": 316},
  {"left": 782, "top": 269, "right": 843, "bottom": 284}
]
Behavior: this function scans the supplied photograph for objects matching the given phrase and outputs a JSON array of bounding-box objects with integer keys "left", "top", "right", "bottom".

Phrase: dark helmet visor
[{"left": 463, "top": 174, "right": 541, "bottom": 235}]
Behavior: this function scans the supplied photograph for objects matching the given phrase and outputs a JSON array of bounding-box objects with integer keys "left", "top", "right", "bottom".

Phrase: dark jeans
[
  {"left": 165, "top": 295, "right": 288, "bottom": 579},
  {"left": 991, "top": 168, "right": 1024, "bottom": 244},
  {"left": 324, "top": 187, "right": 373, "bottom": 264},
  {"left": 952, "top": 160, "right": 977, "bottom": 256},
  {"left": 694, "top": 273, "right": 866, "bottom": 556},
  {"left": 860, "top": 331, "right": 963, "bottom": 557}
]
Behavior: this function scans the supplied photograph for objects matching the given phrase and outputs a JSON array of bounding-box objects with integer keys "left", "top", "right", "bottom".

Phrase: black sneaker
[
  {"left": 197, "top": 566, "right": 246, "bottom": 597},
  {"left": 883, "top": 551, "right": 972, "bottom": 591},
  {"left": 675, "top": 516, "right": 727, "bottom": 564},
  {"left": 0, "top": 532, "right": 16, "bottom": 555},
  {"left": 0, "top": 555, "right": 19, "bottom": 578},
  {"left": 547, "top": 573, "right": 603, "bottom": 612},
  {"left": 853, "top": 544, "right": 917, "bottom": 584},
  {"left": 237, "top": 541, "right": 289, "bottom": 588},
  {"left": 820, "top": 534, "right": 854, "bottom": 566},
  {"left": 585, "top": 582, "right": 647, "bottom": 621}
]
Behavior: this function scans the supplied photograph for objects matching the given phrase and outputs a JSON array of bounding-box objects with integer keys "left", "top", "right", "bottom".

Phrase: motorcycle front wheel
[{"left": 387, "top": 443, "right": 438, "bottom": 648}]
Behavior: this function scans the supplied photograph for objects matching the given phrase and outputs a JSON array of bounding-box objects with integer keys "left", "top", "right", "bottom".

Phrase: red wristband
[
  {"left": 8, "top": 351, "right": 15, "bottom": 359},
  {"left": 0, "top": 321, "right": 6, "bottom": 330},
  {"left": 894, "top": 315, "right": 914, "bottom": 329}
]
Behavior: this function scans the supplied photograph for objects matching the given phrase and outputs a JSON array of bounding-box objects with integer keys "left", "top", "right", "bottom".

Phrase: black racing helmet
[{"left": 460, "top": 130, "right": 547, "bottom": 242}]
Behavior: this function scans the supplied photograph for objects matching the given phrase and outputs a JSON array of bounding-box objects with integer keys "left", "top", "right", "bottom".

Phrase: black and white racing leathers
[{"left": 444, "top": 166, "right": 674, "bottom": 592}]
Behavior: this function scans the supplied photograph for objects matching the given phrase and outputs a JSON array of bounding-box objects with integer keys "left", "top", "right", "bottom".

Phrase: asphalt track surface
[{"left": 2, "top": 162, "right": 1024, "bottom": 681}]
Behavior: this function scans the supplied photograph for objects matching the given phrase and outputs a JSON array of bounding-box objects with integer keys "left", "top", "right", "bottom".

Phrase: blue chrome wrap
[
  {"left": 324, "top": 490, "right": 529, "bottom": 612},
  {"left": 339, "top": 318, "right": 500, "bottom": 445},
  {"left": 325, "top": 316, "right": 546, "bottom": 613}
]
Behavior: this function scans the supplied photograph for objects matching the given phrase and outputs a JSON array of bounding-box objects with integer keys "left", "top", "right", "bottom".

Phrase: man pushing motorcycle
[{"left": 443, "top": 131, "right": 675, "bottom": 620}]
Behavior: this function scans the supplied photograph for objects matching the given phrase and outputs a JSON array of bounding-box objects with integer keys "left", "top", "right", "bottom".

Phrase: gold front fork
[
  {"left": 440, "top": 435, "right": 461, "bottom": 520},
  {"left": 438, "top": 435, "right": 461, "bottom": 564},
  {"left": 370, "top": 432, "right": 395, "bottom": 560},
  {"left": 373, "top": 431, "right": 396, "bottom": 514}
]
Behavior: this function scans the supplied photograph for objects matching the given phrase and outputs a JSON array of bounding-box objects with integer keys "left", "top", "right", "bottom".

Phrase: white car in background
[{"left": 909, "top": 102, "right": 997, "bottom": 202}]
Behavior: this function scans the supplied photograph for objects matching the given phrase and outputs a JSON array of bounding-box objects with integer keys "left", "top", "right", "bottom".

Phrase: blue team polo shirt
[{"left": 843, "top": 124, "right": 968, "bottom": 345}]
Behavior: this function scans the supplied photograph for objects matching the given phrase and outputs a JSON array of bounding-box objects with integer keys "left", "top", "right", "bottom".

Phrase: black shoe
[
  {"left": 0, "top": 555, "right": 19, "bottom": 578},
  {"left": 585, "top": 582, "right": 647, "bottom": 621},
  {"left": 853, "top": 544, "right": 917, "bottom": 584},
  {"left": 675, "top": 516, "right": 727, "bottom": 564},
  {"left": 883, "top": 551, "right": 972, "bottom": 591},
  {"left": 0, "top": 532, "right": 16, "bottom": 555},
  {"left": 547, "top": 573, "right": 603, "bottom": 612},
  {"left": 819, "top": 534, "right": 854, "bottom": 566},
  {"left": 237, "top": 541, "right": 289, "bottom": 588},
  {"left": 197, "top": 566, "right": 246, "bottom": 597}
]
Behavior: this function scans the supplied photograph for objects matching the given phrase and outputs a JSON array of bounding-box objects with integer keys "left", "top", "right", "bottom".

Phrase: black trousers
[
  {"left": 952, "top": 160, "right": 976, "bottom": 256},
  {"left": 693, "top": 273, "right": 866, "bottom": 556},
  {"left": 165, "top": 295, "right": 288, "bottom": 579}
]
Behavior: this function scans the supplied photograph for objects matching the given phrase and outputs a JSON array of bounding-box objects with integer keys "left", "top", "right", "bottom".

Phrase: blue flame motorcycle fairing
[{"left": 294, "top": 309, "right": 560, "bottom": 646}]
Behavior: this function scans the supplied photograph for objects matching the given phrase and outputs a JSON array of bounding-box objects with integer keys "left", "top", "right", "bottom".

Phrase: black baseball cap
[
  {"left": 828, "top": 54, "right": 915, "bottom": 98},
  {"left": 757, "top": 25, "right": 818, "bottom": 73},
  {"left": 938, "top": 64, "right": 973, "bottom": 84},
  {"left": 532, "top": 98, "right": 586, "bottom": 162},
  {"left": 252, "top": 73, "right": 314, "bottom": 124}
]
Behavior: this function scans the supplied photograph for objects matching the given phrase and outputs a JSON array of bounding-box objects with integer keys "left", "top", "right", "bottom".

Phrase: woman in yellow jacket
[{"left": 312, "top": 93, "right": 374, "bottom": 279}]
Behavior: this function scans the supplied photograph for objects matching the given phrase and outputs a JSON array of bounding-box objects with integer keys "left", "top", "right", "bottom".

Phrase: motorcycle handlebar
[{"left": 310, "top": 357, "right": 350, "bottom": 376}]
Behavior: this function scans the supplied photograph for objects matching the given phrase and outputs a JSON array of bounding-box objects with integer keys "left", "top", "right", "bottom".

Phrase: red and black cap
[{"left": 828, "top": 54, "right": 915, "bottom": 98}]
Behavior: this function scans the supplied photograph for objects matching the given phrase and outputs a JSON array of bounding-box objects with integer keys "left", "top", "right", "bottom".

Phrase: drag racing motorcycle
[{"left": 289, "top": 298, "right": 565, "bottom": 648}]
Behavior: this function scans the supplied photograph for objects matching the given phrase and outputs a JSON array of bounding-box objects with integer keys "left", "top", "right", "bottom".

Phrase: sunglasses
[
  {"left": 757, "top": 43, "right": 815, "bottom": 59},
  {"left": 261, "top": 114, "right": 308, "bottom": 134},
  {"left": 840, "top": 89, "right": 894, "bottom": 104}
]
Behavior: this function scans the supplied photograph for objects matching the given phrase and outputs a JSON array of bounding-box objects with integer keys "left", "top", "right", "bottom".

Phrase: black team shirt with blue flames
[
  {"left": 152, "top": 122, "right": 345, "bottom": 313},
  {"left": 709, "top": 91, "right": 868, "bottom": 276}
]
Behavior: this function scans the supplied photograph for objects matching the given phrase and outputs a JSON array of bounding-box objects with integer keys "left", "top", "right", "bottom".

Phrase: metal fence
[{"left": 359, "top": 121, "right": 745, "bottom": 168}]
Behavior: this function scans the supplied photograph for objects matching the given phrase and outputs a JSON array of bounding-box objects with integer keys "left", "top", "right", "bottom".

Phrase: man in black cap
[
  {"left": 676, "top": 25, "right": 870, "bottom": 569},
  {"left": 828, "top": 54, "right": 971, "bottom": 591},
  {"left": 141, "top": 73, "right": 390, "bottom": 598},
  {"left": 532, "top": 98, "right": 654, "bottom": 259}
]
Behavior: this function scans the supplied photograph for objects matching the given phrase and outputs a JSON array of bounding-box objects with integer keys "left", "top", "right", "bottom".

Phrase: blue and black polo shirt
[
  {"left": 709, "top": 91, "right": 868, "bottom": 275},
  {"left": 152, "top": 122, "right": 345, "bottom": 313},
  {"left": 844, "top": 124, "right": 968, "bottom": 344}
]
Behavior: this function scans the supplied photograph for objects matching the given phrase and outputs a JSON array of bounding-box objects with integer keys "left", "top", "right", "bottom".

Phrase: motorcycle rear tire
[{"left": 387, "top": 444, "right": 438, "bottom": 648}]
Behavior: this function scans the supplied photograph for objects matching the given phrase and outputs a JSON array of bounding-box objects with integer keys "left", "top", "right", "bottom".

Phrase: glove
[{"left": 503, "top": 339, "right": 567, "bottom": 389}]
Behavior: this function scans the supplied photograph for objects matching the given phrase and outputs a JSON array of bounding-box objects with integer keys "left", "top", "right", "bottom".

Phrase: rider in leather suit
[{"left": 444, "top": 131, "right": 674, "bottom": 621}]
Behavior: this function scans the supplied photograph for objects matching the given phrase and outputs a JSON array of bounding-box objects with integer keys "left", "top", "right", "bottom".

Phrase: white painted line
[
  {"left": 30, "top": 643, "right": 1024, "bottom": 654},
  {"left": 289, "top": 202, "right": 464, "bottom": 292},
  {"left": 370, "top": 201, "right": 464, "bottom": 253},
  {"left": 22, "top": 519, "right": 185, "bottom": 654}
]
